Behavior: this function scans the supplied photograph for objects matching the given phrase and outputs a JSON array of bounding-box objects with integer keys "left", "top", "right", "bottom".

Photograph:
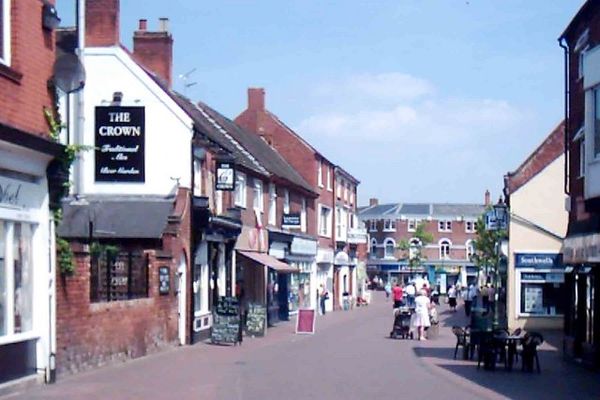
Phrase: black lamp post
[{"left": 489, "top": 197, "right": 509, "bottom": 328}]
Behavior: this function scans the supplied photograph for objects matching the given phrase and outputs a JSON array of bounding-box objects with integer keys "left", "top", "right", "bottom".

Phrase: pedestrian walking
[
  {"left": 447, "top": 284, "right": 457, "bottom": 312},
  {"left": 392, "top": 282, "right": 404, "bottom": 309},
  {"left": 384, "top": 281, "right": 392, "bottom": 301},
  {"left": 414, "top": 289, "right": 432, "bottom": 341},
  {"left": 464, "top": 284, "right": 476, "bottom": 317},
  {"left": 319, "top": 285, "right": 329, "bottom": 315},
  {"left": 481, "top": 284, "right": 489, "bottom": 312},
  {"left": 405, "top": 282, "right": 416, "bottom": 308},
  {"left": 488, "top": 285, "right": 496, "bottom": 314}
]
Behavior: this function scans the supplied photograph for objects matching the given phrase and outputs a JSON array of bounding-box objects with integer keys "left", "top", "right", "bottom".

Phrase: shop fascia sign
[
  {"left": 215, "top": 160, "right": 235, "bottom": 191},
  {"left": 0, "top": 175, "right": 39, "bottom": 209},
  {"left": 291, "top": 237, "right": 317, "bottom": 256},
  {"left": 282, "top": 213, "right": 301, "bottom": 229},
  {"left": 515, "top": 253, "right": 563, "bottom": 269}
]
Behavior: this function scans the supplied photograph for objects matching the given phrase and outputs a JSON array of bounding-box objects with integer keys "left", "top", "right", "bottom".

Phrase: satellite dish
[{"left": 53, "top": 53, "right": 86, "bottom": 94}]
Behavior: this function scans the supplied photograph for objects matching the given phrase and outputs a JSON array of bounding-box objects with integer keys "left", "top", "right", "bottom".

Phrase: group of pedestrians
[
  {"left": 387, "top": 281, "right": 437, "bottom": 341},
  {"left": 444, "top": 282, "right": 497, "bottom": 316}
]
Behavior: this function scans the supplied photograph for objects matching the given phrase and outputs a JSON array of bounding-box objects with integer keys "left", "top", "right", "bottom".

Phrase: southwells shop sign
[
  {"left": 95, "top": 106, "right": 145, "bottom": 182},
  {"left": 515, "top": 253, "right": 563, "bottom": 269}
]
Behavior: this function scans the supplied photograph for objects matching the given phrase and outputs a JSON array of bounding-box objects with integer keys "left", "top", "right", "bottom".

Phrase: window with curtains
[{"left": 0, "top": 220, "right": 34, "bottom": 337}]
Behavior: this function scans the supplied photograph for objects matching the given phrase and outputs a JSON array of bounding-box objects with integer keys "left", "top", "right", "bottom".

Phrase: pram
[{"left": 390, "top": 307, "right": 414, "bottom": 339}]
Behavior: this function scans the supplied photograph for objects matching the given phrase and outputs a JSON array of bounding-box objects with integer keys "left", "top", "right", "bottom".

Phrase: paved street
[{"left": 5, "top": 292, "right": 600, "bottom": 400}]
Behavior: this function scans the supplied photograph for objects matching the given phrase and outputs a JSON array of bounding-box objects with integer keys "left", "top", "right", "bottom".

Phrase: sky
[{"left": 57, "top": 0, "right": 585, "bottom": 206}]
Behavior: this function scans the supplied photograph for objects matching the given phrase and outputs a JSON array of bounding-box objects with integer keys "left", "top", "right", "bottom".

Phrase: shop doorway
[{"left": 177, "top": 255, "right": 187, "bottom": 345}]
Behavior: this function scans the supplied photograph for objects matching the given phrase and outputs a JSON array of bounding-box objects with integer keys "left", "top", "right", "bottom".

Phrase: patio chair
[
  {"left": 521, "top": 332, "right": 543, "bottom": 373},
  {"left": 452, "top": 326, "right": 470, "bottom": 360}
]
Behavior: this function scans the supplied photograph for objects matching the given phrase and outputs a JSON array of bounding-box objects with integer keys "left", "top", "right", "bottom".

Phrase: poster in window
[
  {"left": 95, "top": 106, "right": 145, "bottom": 182},
  {"left": 215, "top": 161, "right": 235, "bottom": 191},
  {"left": 524, "top": 286, "right": 544, "bottom": 314}
]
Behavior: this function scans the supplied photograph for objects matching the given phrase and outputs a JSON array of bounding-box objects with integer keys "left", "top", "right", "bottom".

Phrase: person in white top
[
  {"left": 405, "top": 283, "right": 416, "bottom": 308},
  {"left": 447, "top": 285, "right": 457, "bottom": 312},
  {"left": 414, "top": 290, "right": 432, "bottom": 340}
]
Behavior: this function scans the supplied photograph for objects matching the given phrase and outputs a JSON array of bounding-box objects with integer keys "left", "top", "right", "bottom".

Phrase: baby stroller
[{"left": 390, "top": 307, "right": 414, "bottom": 339}]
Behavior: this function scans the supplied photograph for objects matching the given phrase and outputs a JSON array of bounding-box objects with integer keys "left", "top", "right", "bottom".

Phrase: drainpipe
[
  {"left": 74, "top": 0, "right": 86, "bottom": 195},
  {"left": 559, "top": 37, "right": 570, "bottom": 196}
]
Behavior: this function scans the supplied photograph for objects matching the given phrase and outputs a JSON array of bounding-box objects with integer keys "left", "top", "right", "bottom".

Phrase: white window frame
[
  {"left": 594, "top": 87, "right": 600, "bottom": 158},
  {"left": 283, "top": 189, "right": 290, "bottom": 214},
  {"left": 301, "top": 198, "right": 307, "bottom": 232},
  {"left": 268, "top": 184, "right": 276, "bottom": 226},
  {"left": 318, "top": 161, "right": 323, "bottom": 187},
  {"left": 0, "top": 0, "right": 11, "bottom": 66},
  {"left": 370, "top": 238, "right": 377, "bottom": 258},
  {"left": 439, "top": 239, "right": 451, "bottom": 260},
  {"left": 580, "top": 138, "right": 586, "bottom": 178},
  {"left": 579, "top": 45, "right": 590, "bottom": 80},
  {"left": 253, "top": 179, "right": 264, "bottom": 212},
  {"left": 369, "top": 220, "right": 377, "bottom": 232},
  {"left": 383, "top": 219, "right": 396, "bottom": 232},
  {"left": 343, "top": 182, "right": 348, "bottom": 201},
  {"left": 350, "top": 187, "right": 354, "bottom": 204},
  {"left": 465, "top": 220, "right": 476, "bottom": 233},
  {"left": 193, "top": 159, "right": 203, "bottom": 196},
  {"left": 336, "top": 180, "right": 342, "bottom": 199},
  {"left": 234, "top": 172, "right": 247, "bottom": 208},
  {"left": 318, "top": 204, "right": 332, "bottom": 237},
  {"left": 408, "top": 219, "right": 417, "bottom": 232},
  {"left": 466, "top": 240, "right": 474, "bottom": 260},
  {"left": 336, "top": 208, "right": 342, "bottom": 237},
  {"left": 438, "top": 220, "right": 452, "bottom": 232},
  {"left": 326, "top": 167, "right": 332, "bottom": 191},
  {"left": 384, "top": 238, "right": 396, "bottom": 259}
]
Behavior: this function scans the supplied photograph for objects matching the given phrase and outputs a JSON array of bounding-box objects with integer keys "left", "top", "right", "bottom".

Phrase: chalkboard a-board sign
[
  {"left": 158, "top": 266, "right": 170, "bottom": 295},
  {"left": 246, "top": 303, "right": 267, "bottom": 337},
  {"left": 295, "top": 309, "right": 316, "bottom": 334},
  {"left": 211, "top": 296, "right": 241, "bottom": 345}
]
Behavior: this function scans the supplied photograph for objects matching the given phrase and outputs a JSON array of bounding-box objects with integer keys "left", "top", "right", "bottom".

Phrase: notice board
[
  {"left": 246, "top": 303, "right": 266, "bottom": 337},
  {"left": 295, "top": 309, "right": 316, "bottom": 334},
  {"left": 211, "top": 296, "right": 241, "bottom": 345}
]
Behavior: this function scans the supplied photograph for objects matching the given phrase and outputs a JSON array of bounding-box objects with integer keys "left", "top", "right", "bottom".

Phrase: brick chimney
[
  {"left": 248, "top": 88, "right": 265, "bottom": 111},
  {"left": 369, "top": 198, "right": 379, "bottom": 207},
  {"left": 85, "top": 0, "right": 120, "bottom": 47},
  {"left": 133, "top": 18, "right": 173, "bottom": 88},
  {"left": 484, "top": 190, "right": 491, "bottom": 206}
]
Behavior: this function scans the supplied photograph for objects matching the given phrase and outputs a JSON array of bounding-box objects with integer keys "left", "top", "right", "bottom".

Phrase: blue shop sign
[{"left": 515, "top": 253, "right": 563, "bottom": 269}]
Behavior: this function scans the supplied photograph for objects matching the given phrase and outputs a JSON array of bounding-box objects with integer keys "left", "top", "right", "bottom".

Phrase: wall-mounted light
[
  {"left": 42, "top": 1, "right": 61, "bottom": 31},
  {"left": 112, "top": 92, "right": 123, "bottom": 105}
]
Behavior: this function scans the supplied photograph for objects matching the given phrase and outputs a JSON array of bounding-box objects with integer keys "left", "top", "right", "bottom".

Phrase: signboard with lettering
[
  {"left": 95, "top": 106, "right": 145, "bottom": 182},
  {"left": 211, "top": 296, "right": 241, "bottom": 345},
  {"left": 245, "top": 303, "right": 266, "bottom": 337},
  {"left": 295, "top": 308, "right": 316, "bottom": 334},
  {"left": 158, "top": 266, "right": 170, "bottom": 295},
  {"left": 215, "top": 161, "right": 235, "bottom": 191},
  {"left": 282, "top": 213, "right": 301, "bottom": 229},
  {"left": 0, "top": 176, "right": 41, "bottom": 210},
  {"left": 515, "top": 253, "right": 563, "bottom": 269}
]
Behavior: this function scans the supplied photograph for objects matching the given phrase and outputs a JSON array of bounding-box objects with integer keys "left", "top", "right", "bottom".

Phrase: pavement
[{"left": 3, "top": 292, "right": 600, "bottom": 400}]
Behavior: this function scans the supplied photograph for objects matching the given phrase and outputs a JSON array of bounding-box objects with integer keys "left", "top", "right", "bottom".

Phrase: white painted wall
[
  {"left": 75, "top": 47, "right": 193, "bottom": 196},
  {"left": 507, "top": 155, "right": 567, "bottom": 330}
]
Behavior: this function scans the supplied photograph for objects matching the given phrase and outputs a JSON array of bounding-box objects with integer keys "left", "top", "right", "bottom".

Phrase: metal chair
[
  {"left": 452, "top": 326, "right": 470, "bottom": 360},
  {"left": 521, "top": 332, "right": 543, "bottom": 373}
]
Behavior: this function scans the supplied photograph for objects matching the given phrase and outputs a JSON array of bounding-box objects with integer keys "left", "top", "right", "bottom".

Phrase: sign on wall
[
  {"left": 158, "top": 266, "right": 170, "bottom": 295},
  {"left": 95, "top": 106, "right": 145, "bottom": 182},
  {"left": 282, "top": 213, "right": 301, "bottom": 229},
  {"left": 515, "top": 253, "right": 563, "bottom": 269},
  {"left": 215, "top": 161, "right": 235, "bottom": 191}
]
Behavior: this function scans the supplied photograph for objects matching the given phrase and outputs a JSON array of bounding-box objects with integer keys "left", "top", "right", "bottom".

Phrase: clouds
[{"left": 293, "top": 72, "right": 538, "bottom": 203}]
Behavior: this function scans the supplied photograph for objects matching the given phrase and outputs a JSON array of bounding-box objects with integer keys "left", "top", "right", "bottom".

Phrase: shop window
[
  {"left": 519, "top": 274, "right": 565, "bottom": 316},
  {"left": 193, "top": 262, "right": 208, "bottom": 315},
  {"left": 586, "top": 275, "right": 594, "bottom": 344},
  {"left": 90, "top": 249, "right": 149, "bottom": 302},
  {"left": 0, "top": 0, "right": 10, "bottom": 66},
  {"left": 0, "top": 221, "right": 34, "bottom": 337},
  {"left": 235, "top": 172, "right": 246, "bottom": 208}
]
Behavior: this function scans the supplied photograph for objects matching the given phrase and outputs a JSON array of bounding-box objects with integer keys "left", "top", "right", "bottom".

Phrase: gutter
[{"left": 559, "top": 37, "right": 570, "bottom": 196}]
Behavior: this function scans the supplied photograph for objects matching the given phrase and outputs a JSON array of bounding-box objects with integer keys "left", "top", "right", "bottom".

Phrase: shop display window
[
  {"left": 520, "top": 280, "right": 565, "bottom": 316},
  {"left": 0, "top": 220, "right": 35, "bottom": 338}
]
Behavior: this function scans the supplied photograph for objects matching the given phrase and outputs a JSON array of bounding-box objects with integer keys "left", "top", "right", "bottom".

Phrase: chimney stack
[
  {"left": 133, "top": 18, "right": 174, "bottom": 88},
  {"left": 248, "top": 88, "right": 265, "bottom": 111},
  {"left": 85, "top": 0, "right": 120, "bottom": 47},
  {"left": 369, "top": 198, "right": 379, "bottom": 207},
  {"left": 484, "top": 190, "right": 491, "bottom": 206}
]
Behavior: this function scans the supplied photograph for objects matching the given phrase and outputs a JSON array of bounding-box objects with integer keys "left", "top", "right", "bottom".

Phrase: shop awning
[{"left": 238, "top": 251, "right": 298, "bottom": 273}]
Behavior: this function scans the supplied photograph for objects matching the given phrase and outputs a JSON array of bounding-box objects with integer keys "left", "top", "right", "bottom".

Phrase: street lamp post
[{"left": 487, "top": 197, "right": 509, "bottom": 328}]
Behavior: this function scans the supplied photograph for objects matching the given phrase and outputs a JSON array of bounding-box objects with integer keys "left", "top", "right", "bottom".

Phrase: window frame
[
  {"left": 301, "top": 197, "right": 307, "bottom": 232},
  {"left": 439, "top": 239, "right": 451, "bottom": 259},
  {"left": 580, "top": 138, "right": 586, "bottom": 178},
  {"left": 326, "top": 167, "right": 332, "bottom": 191},
  {"left": 383, "top": 219, "right": 396, "bottom": 232},
  {"left": 253, "top": 179, "right": 264, "bottom": 212},
  {"left": 594, "top": 87, "right": 600, "bottom": 158},
  {"left": 283, "top": 189, "right": 290, "bottom": 214},
  {"left": 438, "top": 219, "right": 452, "bottom": 232},
  {"left": 466, "top": 240, "right": 474, "bottom": 260},
  {"left": 234, "top": 172, "right": 247, "bottom": 208},
  {"left": 0, "top": 0, "right": 11, "bottom": 66},
  {"left": 369, "top": 220, "right": 377, "bottom": 232},
  {"left": 268, "top": 184, "right": 277, "bottom": 226},
  {"left": 465, "top": 220, "right": 476, "bottom": 233},
  {"left": 317, "top": 161, "right": 323, "bottom": 187},
  {"left": 407, "top": 219, "right": 417, "bottom": 232},
  {"left": 370, "top": 238, "right": 377, "bottom": 258},
  {"left": 384, "top": 238, "right": 396, "bottom": 259},
  {"left": 318, "top": 204, "right": 332, "bottom": 237}
]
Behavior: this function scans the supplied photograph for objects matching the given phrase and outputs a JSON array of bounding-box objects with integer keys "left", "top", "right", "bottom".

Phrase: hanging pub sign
[
  {"left": 215, "top": 161, "right": 235, "bottom": 191},
  {"left": 95, "top": 106, "right": 145, "bottom": 182},
  {"left": 282, "top": 213, "right": 301, "bottom": 229}
]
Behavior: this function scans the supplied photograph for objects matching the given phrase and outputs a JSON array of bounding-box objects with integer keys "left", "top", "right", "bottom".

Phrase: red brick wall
[
  {"left": 0, "top": 0, "right": 55, "bottom": 137},
  {"left": 132, "top": 21, "right": 173, "bottom": 88},
  {"left": 56, "top": 188, "right": 192, "bottom": 375}
]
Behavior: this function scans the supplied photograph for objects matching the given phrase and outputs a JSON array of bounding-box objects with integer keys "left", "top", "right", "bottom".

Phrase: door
[{"left": 177, "top": 256, "right": 187, "bottom": 345}]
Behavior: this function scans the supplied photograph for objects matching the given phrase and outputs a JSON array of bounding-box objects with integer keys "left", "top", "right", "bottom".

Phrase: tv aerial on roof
[{"left": 179, "top": 68, "right": 198, "bottom": 95}]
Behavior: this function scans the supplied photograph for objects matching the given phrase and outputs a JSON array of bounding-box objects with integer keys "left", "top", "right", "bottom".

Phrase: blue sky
[{"left": 57, "top": 0, "right": 584, "bottom": 205}]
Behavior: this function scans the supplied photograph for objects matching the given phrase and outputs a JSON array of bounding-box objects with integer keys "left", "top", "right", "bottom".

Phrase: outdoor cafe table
[{"left": 494, "top": 334, "right": 524, "bottom": 371}]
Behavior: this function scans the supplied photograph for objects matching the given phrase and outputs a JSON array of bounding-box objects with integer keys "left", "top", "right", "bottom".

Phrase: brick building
[
  {"left": 358, "top": 198, "right": 485, "bottom": 292},
  {"left": 235, "top": 88, "right": 367, "bottom": 312},
  {"left": 0, "top": 0, "right": 65, "bottom": 386},
  {"left": 559, "top": 0, "right": 600, "bottom": 367}
]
